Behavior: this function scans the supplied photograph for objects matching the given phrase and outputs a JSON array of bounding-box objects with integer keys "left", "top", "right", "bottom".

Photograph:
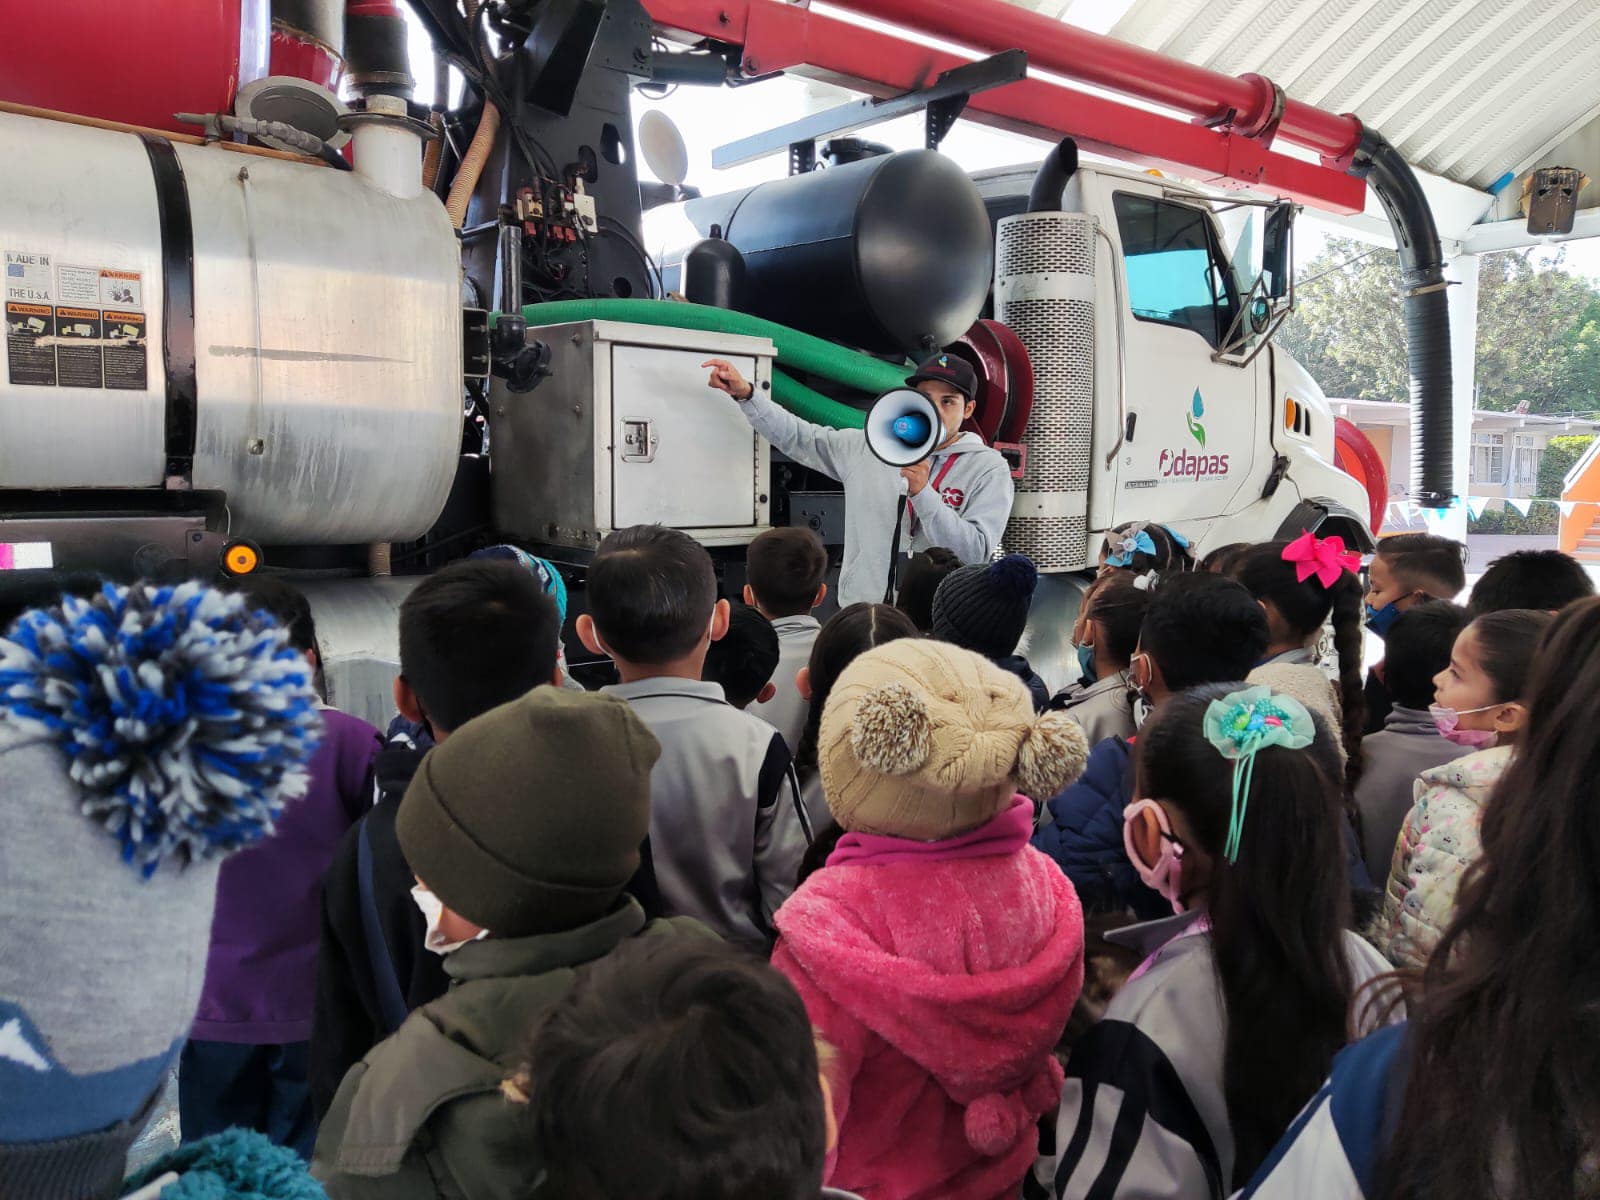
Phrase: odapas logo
[{"left": 1160, "top": 389, "right": 1231, "bottom": 481}]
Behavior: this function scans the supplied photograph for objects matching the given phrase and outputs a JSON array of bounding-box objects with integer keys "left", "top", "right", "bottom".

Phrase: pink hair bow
[{"left": 1281, "top": 529, "right": 1360, "bottom": 589}]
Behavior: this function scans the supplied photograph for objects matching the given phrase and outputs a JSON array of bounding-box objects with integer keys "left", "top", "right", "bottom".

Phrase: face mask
[
  {"left": 410, "top": 884, "right": 486, "bottom": 956},
  {"left": 1075, "top": 641, "right": 1096, "bottom": 682},
  {"left": 1123, "top": 799, "right": 1186, "bottom": 914},
  {"left": 1428, "top": 703, "right": 1501, "bottom": 748},
  {"left": 1365, "top": 600, "right": 1402, "bottom": 637}
]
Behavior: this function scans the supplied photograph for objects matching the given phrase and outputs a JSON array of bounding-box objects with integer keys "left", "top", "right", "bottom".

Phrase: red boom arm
[
  {"left": 831, "top": 0, "right": 1364, "bottom": 163},
  {"left": 645, "top": 0, "right": 1367, "bottom": 213}
]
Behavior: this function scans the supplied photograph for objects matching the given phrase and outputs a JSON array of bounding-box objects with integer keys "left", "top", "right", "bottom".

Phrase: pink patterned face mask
[
  {"left": 1123, "top": 798, "right": 1187, "bottom": 914},
  {"left": 1429, "top": 703, "right": 1500, "bottom": 748}
]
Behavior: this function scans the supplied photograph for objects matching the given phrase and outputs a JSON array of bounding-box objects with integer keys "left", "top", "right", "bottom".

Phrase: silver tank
[{"left": 0, "top": 110, "right": 461, "bottom": 544}]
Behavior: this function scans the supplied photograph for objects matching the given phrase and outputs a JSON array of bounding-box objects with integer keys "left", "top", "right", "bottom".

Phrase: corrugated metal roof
[{"left": 1023, "top": 0, "right": 1600, "bottom": 192}]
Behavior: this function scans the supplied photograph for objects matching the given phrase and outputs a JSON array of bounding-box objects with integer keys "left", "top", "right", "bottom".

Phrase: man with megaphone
[{"left": 705, "top": 353, "right": 1015, "bottom": 607}]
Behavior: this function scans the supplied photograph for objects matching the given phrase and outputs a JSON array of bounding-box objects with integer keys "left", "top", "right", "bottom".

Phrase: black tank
[{"left": 655, "top": 150, "right": 993, "bottom": 355}]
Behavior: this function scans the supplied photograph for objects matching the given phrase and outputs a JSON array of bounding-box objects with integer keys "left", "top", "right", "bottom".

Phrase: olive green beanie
[{"left": 398, "top": 688, "right": 660, "bottom": 936}]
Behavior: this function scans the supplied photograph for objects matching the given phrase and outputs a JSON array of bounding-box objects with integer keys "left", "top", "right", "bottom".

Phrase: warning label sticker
[
  {"left": 54, "top": 306, "right": 104, "bottom": 388},
  {"left": 103, "top": 309, "right": 148, "bottom": 390},
  {"left": 6, "top": 257, "right": 147, "bottom": 388},
  {"left": 100, "top": 270, "right": 142, "bottom": 310},
  {"left": 6, "top": 301, "right": 56, "bottom": 386},
  {"left": 4, "top": 250, "right": 53, "bottom": 305}
]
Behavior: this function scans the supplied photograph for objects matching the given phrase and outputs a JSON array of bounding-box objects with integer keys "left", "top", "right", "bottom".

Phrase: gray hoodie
[
  {"left": 738, "top": 391, "right": 1015, "bottom": 608},
  {"left": 1355, "top": 704, "right": 1471, "bottom": 882}
]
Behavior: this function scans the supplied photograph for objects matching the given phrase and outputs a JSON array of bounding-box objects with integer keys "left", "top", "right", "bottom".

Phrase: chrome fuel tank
[{"left": 0, "top": 109, "right": 461, "bottom": 544}]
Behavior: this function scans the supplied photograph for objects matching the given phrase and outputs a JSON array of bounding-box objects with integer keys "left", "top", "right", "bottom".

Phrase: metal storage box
[{"left": 488, "top": 320, "right": 775, "bottom": 549}]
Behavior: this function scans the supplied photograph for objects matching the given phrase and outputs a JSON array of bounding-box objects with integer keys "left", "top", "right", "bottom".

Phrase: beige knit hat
[{"left": 820, "top": 639, "right": 1090, "bottom": 840}]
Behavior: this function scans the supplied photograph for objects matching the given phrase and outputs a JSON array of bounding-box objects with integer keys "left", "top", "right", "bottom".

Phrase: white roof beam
[{"left": 1459, "top": 208, "right": 1600, "bottom": 255}]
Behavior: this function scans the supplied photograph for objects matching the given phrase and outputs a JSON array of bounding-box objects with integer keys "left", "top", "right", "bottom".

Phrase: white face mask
[{"left": 410, "top": 884, "right": 487, "bottom": 956}]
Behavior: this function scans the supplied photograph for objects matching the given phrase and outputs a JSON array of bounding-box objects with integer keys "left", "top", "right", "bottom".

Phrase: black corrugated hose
[{"left": 1348, "top": 127, "right": 1454, "bottom": 508}]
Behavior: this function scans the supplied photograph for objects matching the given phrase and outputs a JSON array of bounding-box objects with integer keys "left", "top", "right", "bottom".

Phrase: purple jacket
[{"left": 193, "top": 707, "right": 381, "bottom": 1043}]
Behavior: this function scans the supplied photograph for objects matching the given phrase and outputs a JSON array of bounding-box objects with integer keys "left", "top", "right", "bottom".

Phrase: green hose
[
  {"left": 505, "top": 298, "right": 913, "bottom": 430},
  {"left": 770, "top": 372, "right": 866, "bottom": 430}
]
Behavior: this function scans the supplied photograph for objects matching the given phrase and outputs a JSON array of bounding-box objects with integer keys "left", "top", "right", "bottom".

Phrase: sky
[{"left": 404, "top": 12, "right": 1600, "bottom": 285}]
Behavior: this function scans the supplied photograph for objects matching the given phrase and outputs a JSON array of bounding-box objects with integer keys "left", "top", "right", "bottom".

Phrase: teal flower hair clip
[{"left": 1202, "top": 685, "right": 1316, "bottom": 864}]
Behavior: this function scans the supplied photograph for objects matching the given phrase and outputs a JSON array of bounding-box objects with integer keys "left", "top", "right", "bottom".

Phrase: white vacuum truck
[{"left": 0, "top": 0, "right": 1439, "bottom": 706}]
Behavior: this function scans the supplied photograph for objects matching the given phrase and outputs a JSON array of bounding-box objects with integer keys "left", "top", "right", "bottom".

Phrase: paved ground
[{"left": 1464, "top": 533, "right": 1563, "bottom": 572}]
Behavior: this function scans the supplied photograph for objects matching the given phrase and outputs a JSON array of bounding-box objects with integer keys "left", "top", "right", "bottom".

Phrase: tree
[
  {"left": 1559, "top": 298, "right": 1600, "bottom": 411},
  {"left": 1279, "top": 237, "right": 1600, "bottom": 413},
  {"left": 1276, "top": 239, "right": 1406, "bottom": 402},
  {"left": 1537, "top": 434, "right": 1596, "bottom": 500},
  {"left": 1473, "top": 252, "right": 1599, "bottom": 412}
]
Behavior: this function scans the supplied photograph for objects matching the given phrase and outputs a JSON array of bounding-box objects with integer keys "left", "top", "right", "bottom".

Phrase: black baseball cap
[{"left": 906, "top": 353, "right": 978, "bottom": 402}]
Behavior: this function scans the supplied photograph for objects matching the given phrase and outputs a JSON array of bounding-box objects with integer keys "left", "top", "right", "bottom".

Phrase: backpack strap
[{"left": 357, "top": 818, "right": 411, "bottom": 1035}]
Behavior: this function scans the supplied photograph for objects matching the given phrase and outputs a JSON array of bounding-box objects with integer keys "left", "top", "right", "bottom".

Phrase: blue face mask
[
  {"left": 1365, "top": 600, "right": 1402, "bottom": 638},
  {"left": 1076, "top": 642, "right": 1096, "bottom": 683}
]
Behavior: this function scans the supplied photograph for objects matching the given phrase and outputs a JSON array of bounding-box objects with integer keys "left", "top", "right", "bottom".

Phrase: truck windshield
[{"left": 1112, "top": 192, "right": 1240, "bottom": 350}]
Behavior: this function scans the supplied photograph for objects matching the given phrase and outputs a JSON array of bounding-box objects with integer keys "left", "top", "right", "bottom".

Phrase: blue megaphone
[{"left": 865, "top": 388, "right": 942, "bottom": 467}]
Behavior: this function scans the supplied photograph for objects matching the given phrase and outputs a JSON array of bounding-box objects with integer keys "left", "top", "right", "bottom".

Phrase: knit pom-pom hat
[
  {"left": 0, "top": 581, "right": 322, "bottom": 875},
  {"left": 931, "top": 553, "right": 1039, "bottom": 660},
  {"left": 0, "top": 581, "right": 321, "bottom": 1200},
  {"left": 820, "top": 638, "right": 1088, "bottom": 840},
  {"left": 123, "top": 1127, "right": 328, "bottom": 1200}
]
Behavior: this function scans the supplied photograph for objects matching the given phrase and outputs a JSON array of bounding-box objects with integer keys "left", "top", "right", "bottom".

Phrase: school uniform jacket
[
  {"left": 753, "top": 613, "right": 821, "bottom": 754},
  {"left": 604, "top": 677, "right": 812, "bottom": 951},
  {"left": 1050, "top": 672, "right": 1136, "bottom": 746},
  {"left": 1051, "top": 914, "right": 1393, "bottom": 1199},
  {"left": 1238, "top": 1023, "right": 1412, "bottom": 1199}
]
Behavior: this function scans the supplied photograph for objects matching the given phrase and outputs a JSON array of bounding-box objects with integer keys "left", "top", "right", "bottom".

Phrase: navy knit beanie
[{"left": 932, "top": 554, "right": 1039, "bottom": 660}]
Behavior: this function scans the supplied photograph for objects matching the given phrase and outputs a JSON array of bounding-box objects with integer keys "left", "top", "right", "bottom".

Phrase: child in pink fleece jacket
[{"left": 772, "top": 638, "right": 1090, "bottom": 1200}]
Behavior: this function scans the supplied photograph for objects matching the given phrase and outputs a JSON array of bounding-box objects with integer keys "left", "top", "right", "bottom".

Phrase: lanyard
[
  {"left": 908, "top": 454, "right": 961, "bottom": 538},
  {"left": 892, "top": 453, "right": 964, "bottom": 600}
]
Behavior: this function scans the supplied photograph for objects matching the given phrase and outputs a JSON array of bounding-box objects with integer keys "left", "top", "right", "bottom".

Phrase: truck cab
[{"left": 977, "top": 162, "right": 1376, "bottom": 563}]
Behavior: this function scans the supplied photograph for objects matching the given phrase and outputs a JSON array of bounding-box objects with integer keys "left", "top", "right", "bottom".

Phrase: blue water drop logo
[{"left": 1186, "top": 389, "right": 1206, "bottom": 449}]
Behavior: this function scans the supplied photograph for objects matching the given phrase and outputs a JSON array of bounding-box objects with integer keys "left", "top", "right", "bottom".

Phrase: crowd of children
[{"left": 5, "top": 517, "right": 1600, "bottom": 1200}]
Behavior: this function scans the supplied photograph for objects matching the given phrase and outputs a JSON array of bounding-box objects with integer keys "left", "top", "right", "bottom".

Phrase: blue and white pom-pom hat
[{"left": 0, "top": 581, "right": 322, "bottom": 1200}]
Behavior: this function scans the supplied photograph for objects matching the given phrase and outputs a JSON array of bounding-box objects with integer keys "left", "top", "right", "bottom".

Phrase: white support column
[{"left": 1437, "top": 251, "right": 1480, "bottom": 543}]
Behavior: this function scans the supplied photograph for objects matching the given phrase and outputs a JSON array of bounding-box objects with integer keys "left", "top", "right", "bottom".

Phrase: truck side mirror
[{"left": 1262, "top": 204, "right": 1292, "bottom": 299}]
